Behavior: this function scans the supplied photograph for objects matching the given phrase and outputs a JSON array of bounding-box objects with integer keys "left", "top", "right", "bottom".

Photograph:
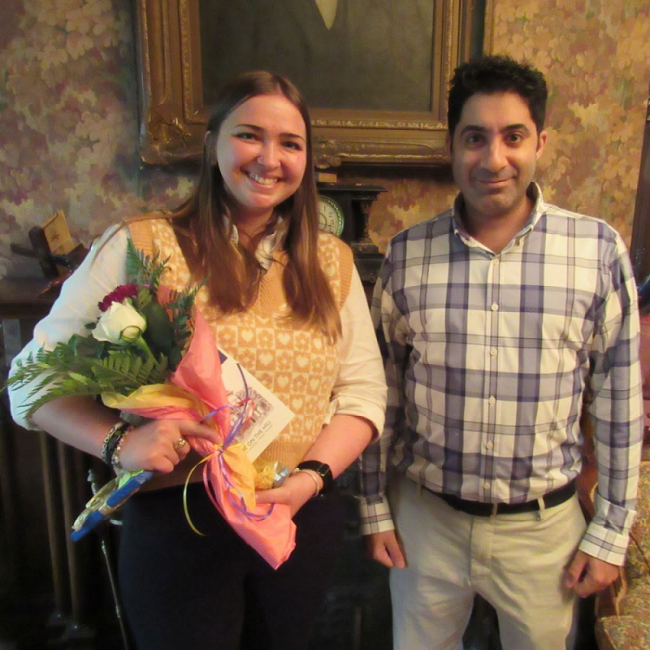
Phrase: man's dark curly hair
[{"left": 447, "top": 55, "right": 548, "bottom": 137}]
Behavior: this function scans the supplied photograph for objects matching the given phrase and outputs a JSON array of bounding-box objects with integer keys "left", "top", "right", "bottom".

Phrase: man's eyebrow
[
  {"left": 459, "top": 123, "right": 532, "bottom": 136},
  {"left": 236, "top": 123, "right": 306, "bottom": 142}
]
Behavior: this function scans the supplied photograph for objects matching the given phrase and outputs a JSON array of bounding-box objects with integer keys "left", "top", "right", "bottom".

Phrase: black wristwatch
[{"left": 295, "top": 461, "right": 334, "bottom": 494}]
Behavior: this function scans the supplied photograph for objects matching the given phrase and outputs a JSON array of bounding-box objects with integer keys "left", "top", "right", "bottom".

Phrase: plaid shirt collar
[{"left": 450, "top": 182, "right": 544, "bottom": 252}]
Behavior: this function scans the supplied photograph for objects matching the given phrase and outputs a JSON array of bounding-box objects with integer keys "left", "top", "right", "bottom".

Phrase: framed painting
[{"left": 135, "top": 0, "right": 493, "bottom": 167}]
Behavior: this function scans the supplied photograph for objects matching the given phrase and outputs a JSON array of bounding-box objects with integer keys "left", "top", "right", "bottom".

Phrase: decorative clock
[
  {"left": 316, "top": 182, "right": 386, "bottom": 289},
  {"left": 317, "top": 195, "right": 345, "bottom": 237}
]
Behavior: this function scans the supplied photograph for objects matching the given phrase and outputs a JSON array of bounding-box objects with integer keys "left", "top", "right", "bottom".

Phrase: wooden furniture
[{"left": 0, "top": 279, "right": 124, "bottom": 649}]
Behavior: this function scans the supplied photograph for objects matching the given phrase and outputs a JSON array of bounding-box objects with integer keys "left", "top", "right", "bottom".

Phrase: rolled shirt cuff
[
  {"left": 579, "top": 520, "right": 631, "bottom": 567},
  {"left": 359, "top": 496, "right": 395, "bottom": 536}
]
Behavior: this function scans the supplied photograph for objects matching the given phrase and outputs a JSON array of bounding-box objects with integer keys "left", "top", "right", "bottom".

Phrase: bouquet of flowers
[{"left": 6, "top": 240, "right": 296, "bottom": 568}]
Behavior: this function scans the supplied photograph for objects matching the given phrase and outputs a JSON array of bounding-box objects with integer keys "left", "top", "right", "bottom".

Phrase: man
[{"left": 359, "top": 54, "right": 643, "bottom": 650}]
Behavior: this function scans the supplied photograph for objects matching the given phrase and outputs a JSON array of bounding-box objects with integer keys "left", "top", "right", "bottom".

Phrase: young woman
[{"left": 8, "top": 71, "right": 386, "bottom": 649}]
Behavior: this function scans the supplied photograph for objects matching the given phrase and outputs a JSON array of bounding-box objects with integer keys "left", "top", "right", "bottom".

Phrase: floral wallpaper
[{"left": 0, "top": 0, "right": 649, "bottom": 279}]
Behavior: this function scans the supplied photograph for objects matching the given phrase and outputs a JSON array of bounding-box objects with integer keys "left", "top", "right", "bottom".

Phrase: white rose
[{"left": 93, "top": 301, "right": 146, "bottom": 345}]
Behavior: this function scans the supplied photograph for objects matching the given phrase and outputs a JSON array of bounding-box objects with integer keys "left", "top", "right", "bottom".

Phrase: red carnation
[{"left": 98, "top": 284, "right": 139, "bottom": 312}]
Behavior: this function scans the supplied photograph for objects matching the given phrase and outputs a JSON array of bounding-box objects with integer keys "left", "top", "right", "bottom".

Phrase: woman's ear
[{"left": 204, "top": 130, "right": 214, "bottom": 165}]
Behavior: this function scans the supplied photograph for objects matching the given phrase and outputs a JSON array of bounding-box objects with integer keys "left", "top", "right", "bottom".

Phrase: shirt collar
[
  {"left": 229, "top": 217, "right": 288, "bottom": 270},
  {"left": 451, "top": 182, "right": 545, "bottom": 248}
]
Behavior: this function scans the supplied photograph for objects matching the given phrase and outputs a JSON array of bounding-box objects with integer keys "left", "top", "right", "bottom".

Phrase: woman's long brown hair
[{"left": 168, "top": 71, "right": 341, "bottom": 340}]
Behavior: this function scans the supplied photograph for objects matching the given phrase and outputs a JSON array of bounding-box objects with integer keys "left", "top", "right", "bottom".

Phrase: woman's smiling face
[{"left": 214, "top": 93, "right": 308, "bottom": 227}]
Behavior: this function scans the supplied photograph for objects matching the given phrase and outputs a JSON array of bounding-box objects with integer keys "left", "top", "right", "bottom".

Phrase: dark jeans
[{"left": 119, "top": 482, "right": 345, "bottom": 650}]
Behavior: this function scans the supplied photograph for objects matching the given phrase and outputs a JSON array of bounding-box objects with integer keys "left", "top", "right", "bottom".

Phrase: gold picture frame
[{"left": 135, "top": 0, "right": 493, "bottom": 168}]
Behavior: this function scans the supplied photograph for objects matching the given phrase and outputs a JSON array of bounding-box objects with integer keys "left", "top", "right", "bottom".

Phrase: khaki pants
[{"left": 389, "top": 475, "right": 586, "bottom": 650}]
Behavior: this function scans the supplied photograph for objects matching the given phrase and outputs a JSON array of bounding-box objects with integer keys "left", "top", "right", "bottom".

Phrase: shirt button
[
  {"left": 491, "top": 303, "right": 499, "bottom": 311},
  {"left": 488, "top": 396, "right": 496, "bottom": 405},
  {"left": 486, "top": 441, "right": 494, "bottom": 450},
  {"left": 483, "top": 481, "right": 490, "bottom": 490},
  {"left": 490, "top": 348, "right": 497, "bottom": 356}
]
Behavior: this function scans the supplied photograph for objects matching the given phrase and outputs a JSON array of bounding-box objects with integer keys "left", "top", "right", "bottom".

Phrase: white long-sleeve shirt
[{"left": 9, "top": 225, "right": 387, "bottom": 437}]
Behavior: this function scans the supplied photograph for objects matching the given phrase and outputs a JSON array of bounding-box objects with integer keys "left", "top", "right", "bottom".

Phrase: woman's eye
[
  {"left": 283, "top": 140, "right": 303, "bottom": 151},
  {"left": 235, "top": 132, "right": 257, "bottom": 141}
]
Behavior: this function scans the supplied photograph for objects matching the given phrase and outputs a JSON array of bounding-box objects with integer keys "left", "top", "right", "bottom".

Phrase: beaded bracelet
[
  {"left": 101, "top": 421, "right": 130, "bottom": 466},
  {"left": 111, "top": 427, "right": 132, "bottom": 471}
]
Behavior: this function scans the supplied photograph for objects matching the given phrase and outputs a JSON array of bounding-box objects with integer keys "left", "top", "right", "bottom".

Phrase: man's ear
[{"left": 536, "top": 130, "right": 548, "bottom": 159}]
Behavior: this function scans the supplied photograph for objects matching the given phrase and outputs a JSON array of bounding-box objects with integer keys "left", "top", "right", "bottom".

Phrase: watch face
[{"left": 317, "top": 195, "right": 344, "bottom": 237}]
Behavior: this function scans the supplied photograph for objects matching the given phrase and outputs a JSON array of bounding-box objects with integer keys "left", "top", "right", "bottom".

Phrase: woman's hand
[
  {"left": 254, "top": 413, "right": 376, "bottom": 517},
  {"left": 116, "top": 418, "right": 221, "bottom": 473},
  {"left": 255, "top": 471, "right": 322, "bottom": 518},
  {"left": 30, "top": 396, "right": 222, "bottom": 475}
]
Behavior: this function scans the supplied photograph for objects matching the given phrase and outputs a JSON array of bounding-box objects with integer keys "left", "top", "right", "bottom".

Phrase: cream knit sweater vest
[{"left": 128, "top": 217, "right": 354, "bottom": 470}]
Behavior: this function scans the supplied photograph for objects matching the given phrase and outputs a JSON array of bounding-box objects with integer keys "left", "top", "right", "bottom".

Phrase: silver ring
[{"left": 173, "top": 437, "right": 187, "bottom": 451}]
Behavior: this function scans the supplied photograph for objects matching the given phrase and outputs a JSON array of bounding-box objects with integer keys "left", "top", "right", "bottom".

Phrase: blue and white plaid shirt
[{"left": 359, "top": 184, "right": 643, "bottom": 565}]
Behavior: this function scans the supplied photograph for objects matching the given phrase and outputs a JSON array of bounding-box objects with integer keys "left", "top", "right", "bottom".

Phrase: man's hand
[
  {"left": 564, "top": 549, "right": 622, "bottom": 597},
  {"left": 364, "top": 530, "right": 406, "bottom": 569}
]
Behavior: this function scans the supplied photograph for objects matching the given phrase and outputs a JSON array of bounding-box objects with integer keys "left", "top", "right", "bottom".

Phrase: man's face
[{"left": 449, "top": 91, "right": 547, "bottom": 224}]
